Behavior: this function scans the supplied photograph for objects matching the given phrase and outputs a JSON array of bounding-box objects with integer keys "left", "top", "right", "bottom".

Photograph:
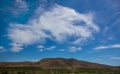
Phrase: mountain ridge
[{"left": 0, "top": 58, "right": 119, "bottom": 70}]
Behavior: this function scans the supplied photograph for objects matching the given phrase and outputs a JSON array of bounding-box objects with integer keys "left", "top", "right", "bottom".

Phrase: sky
[{"left": 0, "top": 0, "right": 120, "bottom": 66}]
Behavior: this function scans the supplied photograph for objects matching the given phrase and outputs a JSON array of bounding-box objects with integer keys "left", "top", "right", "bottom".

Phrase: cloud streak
[
  {"left": 111, "top": 57, "right": 120, "bottom": 60},
  {"left": 94, "top": 44, "right": 120, "bottom": 50},
  {"left": 37, "top": 45, "right": 56, "bottom": 52},
  {"left": 9, "top": 0, "right": 28, "bottom": 16},
  {"left": 10, "top": 43, "right": 23, "bottom": 52},
  {"left": 0, "top": 46, "right": 6, "bottom": 52},
  {"left": 46, "top": 46, "right": 56, "bottom": 50},
  {"left": 8, "top": 4, "right": 99, "bottom": 52},
  {"left": 37, "top": 45, "right": 45, "bottom": 49},
  {"left": 69, "top": 46, "right": 82, "bottom": 52}
]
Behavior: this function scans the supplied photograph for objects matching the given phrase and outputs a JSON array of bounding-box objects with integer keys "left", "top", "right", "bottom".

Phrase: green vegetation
[{"left": 0, "top": 67, "right": 119, "bottom": 74}]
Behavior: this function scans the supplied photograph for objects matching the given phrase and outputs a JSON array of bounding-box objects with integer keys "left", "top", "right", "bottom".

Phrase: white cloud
[
  {"left": 10, "top": 43, "right": 23, "bottom": 52},
  {"left": 37, "top": 45, "right": 56, "bottom": 51},
  {"left": 69, "top": 46, "right": 82, "bottom": 52},
  {"left": 94, "top": 44, "right": 120, "bottom": 50},
  {"left": 37, "top": 45, "right": 45, "bottom": 52},
  {"left": 46, "top": 46, "right": 56, "bottom": 50},
  {"left": 111, "top": 57, "right": 120, "bottom": 60},
  {"left": 59, "top": 49, "right": 65, "bottom": 52},
  {"left": 37, "top": 45, "right": 45, "bottom": 49},
  {"left": 8, "top": 4, "right": 99, "bottom": 52}
]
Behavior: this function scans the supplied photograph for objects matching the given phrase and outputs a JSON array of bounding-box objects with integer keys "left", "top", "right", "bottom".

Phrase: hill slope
[{"left": 0, "top": 58, "right": 119, "bottom": 69}]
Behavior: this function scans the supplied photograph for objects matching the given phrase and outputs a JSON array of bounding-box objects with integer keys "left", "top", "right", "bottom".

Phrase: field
[{"left": 0, "top": 67, "right": 120, "bottom": 74}]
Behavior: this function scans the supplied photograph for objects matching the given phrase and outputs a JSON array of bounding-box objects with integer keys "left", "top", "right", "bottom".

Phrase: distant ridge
[{"left": 0, "top": 58, "right": 119, "bottom": 70}]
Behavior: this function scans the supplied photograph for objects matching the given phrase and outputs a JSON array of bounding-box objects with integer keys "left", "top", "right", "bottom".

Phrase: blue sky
[{"left": 0, "top": 0, "right": 120, "bottom": 66}]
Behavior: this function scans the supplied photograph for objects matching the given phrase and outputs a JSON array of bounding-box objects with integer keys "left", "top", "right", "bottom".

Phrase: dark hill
[
  {"left": 36, "top": 58, "right": 111, "bottom": 69},
  {"left": 0, "top": 58, "right": 119, "bottom": 70}
]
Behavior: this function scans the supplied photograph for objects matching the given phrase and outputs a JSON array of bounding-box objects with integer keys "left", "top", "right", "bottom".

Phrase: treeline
[{"left": 0, "top": 67, "right": 120, "bottom": 74}]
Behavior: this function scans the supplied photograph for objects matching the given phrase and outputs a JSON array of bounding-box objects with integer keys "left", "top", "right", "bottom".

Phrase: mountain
[
  {"left": 35, "top": 58, "right": 111, "bottom": 69},
  {"left": 0, "top": 58, "right": 119, "bottom": 70}
]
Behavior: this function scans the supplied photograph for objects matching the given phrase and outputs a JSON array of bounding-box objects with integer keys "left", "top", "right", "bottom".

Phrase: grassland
[{"left": 0, "top": 67, "right": 120, "bottom": 74}]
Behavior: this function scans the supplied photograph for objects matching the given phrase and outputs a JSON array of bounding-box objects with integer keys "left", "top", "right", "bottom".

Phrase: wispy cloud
[
  {"left": 15, "top": 0, "right": 28, "bottom": 9},
  {"left": 37, "top": 45, "right": 44, "bottom": 52},
  {"left": 46, "top": 46, "right": 56, "bottom": 50},
  {"left": 94, "top": 44, "right": 120, "bottom": 50},
  {"left": 37, "top": 45, "right": 45, "bottom": 49},
  {"left": 69, "top": 46, "right": 82, "bottom": 52},
  {"left": 59, "top": 49, "right": 65, "bottom": 52},
  {"left": 39, "top": 49, "right": 44, "bottom": 52},
  {"left": 10, "top": 43, "right": 23, "bottom": 52},
  {"left": 111, "top": 57, "right": 120, "bottom": 60},
  {"left": 0, "top": 46, "right": 6, "bottom": 52},
  {"left": 8, "top": 4, "right": 99, "bottom": 52},
  {"left": 9, "top": 0, "right": 28, "bottom": 16},
  {"left": 37, "top": 45, "right": 56, "bottom": 52},
  {"left": 0, "top": 46, "right": 4, "bottom": 49}
]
